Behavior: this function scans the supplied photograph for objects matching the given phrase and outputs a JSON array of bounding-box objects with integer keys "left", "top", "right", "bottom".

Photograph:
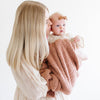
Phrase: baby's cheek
[
  {"left": 63, "top": 30, "right": 66, "bottom": 33},
  {"left": 63, "top": 28, "right": 66, "bottom": 32},
  {"left": 55, "top": 28, "right": 59, "bottom": 34},
  {"left": 52, "top": 27, "right": 57, "bottom": 32}
]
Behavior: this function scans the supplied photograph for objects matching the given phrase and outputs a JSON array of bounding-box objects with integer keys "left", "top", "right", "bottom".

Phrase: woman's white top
[{"left": 11, "top": 55, "right": 70, "bottom": 100}]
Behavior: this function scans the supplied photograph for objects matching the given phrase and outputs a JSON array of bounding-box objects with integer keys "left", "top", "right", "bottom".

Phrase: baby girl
[
  {"left": 48, "top": 12, "right": 85, "bottom": 50},
  {"left": 40, "top": 12, "right": 87, "bottom": 97}
]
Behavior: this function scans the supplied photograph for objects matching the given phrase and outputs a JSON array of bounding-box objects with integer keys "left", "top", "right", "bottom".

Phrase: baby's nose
[{"left": 60, "top": 26, "right": 63, "bottom": 29}]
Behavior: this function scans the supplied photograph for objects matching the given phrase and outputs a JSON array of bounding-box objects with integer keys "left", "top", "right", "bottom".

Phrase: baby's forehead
[{"left": 53, "top": 19, "right": 66, "bottom": 24}]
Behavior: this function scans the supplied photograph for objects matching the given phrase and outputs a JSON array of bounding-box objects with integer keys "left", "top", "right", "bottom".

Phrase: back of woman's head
[{"left": 6, "top": 1, "right": 49, "bottom": 70}]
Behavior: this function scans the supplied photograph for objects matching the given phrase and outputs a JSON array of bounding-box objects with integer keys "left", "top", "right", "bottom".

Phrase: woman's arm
[
  {"left": 40, "top": 61, "right": 62, "bottom": 97},
  {"left": 11, "top": 59, "right": 48, "bottom": 100}
]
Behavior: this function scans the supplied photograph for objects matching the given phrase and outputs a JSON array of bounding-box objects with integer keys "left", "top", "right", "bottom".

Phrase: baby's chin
[
  {"left": 53, "top": 32, "right": 65, "bottom": 36},
  {"left": 58, "top": 32, "right": 64, "bottom": 36}
]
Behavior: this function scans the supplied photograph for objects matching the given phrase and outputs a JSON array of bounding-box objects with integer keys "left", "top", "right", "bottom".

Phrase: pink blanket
[{"left": 40, "top": 38, "right": 84, "bottom": 97}]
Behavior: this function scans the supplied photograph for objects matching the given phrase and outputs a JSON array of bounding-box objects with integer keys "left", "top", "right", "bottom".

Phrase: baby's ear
[{"left": 49, "top": 17, "right": 52, "bottom": 22}]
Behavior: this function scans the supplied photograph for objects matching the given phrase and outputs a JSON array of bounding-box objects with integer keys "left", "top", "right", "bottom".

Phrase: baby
[
  {"left": 50, "top": 12, "right": 67, "bottom": 36},
  {"left": 40, "top": 12, "right": 87, "bottom": 97},
  {"left": 48, "top": 12, "right": 84, "bottom": 49},
  {"left": 49, "top": 12, "right": 87, "bottom": 61}
]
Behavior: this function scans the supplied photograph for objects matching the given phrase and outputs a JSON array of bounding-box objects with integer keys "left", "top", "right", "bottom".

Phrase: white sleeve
[
  {"left": 75, "top": 48, "right": 88, "bottom": 61},
  {"left": 11, "top": 62, "right": 48, "bottom": 100}
]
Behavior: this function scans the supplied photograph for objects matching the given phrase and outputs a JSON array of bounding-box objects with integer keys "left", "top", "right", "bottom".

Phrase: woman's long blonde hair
[{"left": 6, "top": 1, "right": 49, "bottom": 70}]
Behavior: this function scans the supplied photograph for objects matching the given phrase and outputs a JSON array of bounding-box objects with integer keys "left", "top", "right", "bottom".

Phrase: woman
[{"left": 6, "top": 1, "right": 67, "bottom": 100}]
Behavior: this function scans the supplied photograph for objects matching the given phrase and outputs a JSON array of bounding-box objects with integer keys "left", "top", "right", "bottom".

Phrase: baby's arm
[
  {"left": 71, "top": 35, "right": 84, "bottom": 49},
  {"left": 71, "top": 35, "right": 88, "bottom": 61}
]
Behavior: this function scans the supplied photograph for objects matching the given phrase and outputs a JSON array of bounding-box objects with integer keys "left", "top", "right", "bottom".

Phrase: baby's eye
[
  {"left": 56, "top": 25, "right": 60, "bottom": 27},
  {"left": 63, "top": 24, "right": 66, "bottom": 26}
]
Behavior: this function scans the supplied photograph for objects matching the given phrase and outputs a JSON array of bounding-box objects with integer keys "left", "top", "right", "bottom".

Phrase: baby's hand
[{"left": 71, "top": 35, "right": 84, "bottom": 49}]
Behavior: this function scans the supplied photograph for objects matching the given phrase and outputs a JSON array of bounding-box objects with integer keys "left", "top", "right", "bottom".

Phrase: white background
[{"left": 0, "top": 0, "right": 100, "bottom": 100}]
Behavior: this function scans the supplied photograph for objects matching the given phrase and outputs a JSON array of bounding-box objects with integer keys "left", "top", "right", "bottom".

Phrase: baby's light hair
[{"left": 50, "top": 12, "right": 67, "bottom": 23}]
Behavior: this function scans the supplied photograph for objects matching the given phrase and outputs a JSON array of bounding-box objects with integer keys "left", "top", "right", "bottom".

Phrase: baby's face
[{"left": 52, "top": 19, "right": 66, "bottom": 36}]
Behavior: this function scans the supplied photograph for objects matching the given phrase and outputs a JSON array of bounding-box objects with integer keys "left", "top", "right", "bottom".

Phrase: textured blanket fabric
[{"left": 40, "top": 38, "right": 81, "bottom": 97}]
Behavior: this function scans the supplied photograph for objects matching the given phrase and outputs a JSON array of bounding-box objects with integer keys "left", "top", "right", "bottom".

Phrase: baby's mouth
[{"left": 60, "top": 30, "right": 63, "bottom": 32}]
